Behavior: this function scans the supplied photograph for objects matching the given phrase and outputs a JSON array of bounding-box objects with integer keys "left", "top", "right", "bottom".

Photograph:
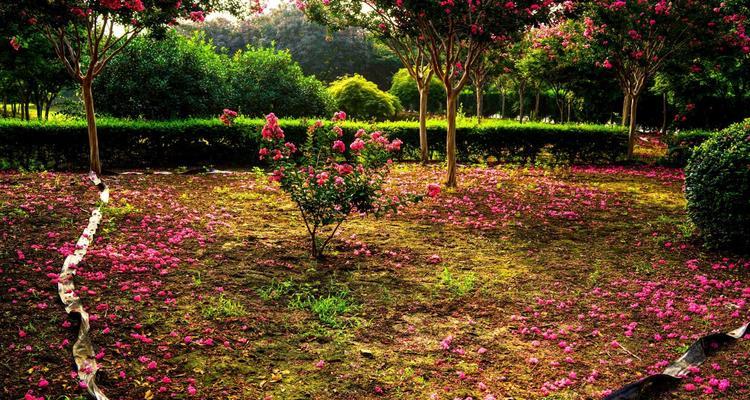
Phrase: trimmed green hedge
[
  {"left": 664, "top": 130, "right": 716, "bottom": 166},
  {"left": 0, "top": 117, "right": 627, "bottom": 170}
]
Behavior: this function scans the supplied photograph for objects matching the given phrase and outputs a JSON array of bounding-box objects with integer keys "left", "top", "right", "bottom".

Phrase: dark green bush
[
  {"left": 663, "top": 130, "right": 716, "bottom": 166},
  {"left": 0, "top": 118, "right": 627, "bottom": 170},
  {"left": 92, "top": 34, "right": 333, "bottom": 119},
  {"left": 685, "top": 119, "right": 750, "bottom": 250},
  {"left": 94, "top": 32, "right": 229, "bottom": 120},
  {"left": 227, "top": 47, "right": 334, "bottom": 118},
  {"left": 328, "top": 75, "right": 402, "bottom": 120}
]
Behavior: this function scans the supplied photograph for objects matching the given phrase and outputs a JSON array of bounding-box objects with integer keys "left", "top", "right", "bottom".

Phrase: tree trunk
[
  {"left": 446, "top": 93, "right": 458, "bottom": 188},
  {"left": 567, "top": 99, "right": 572, "bottom": 123},
  {"left": 45, "top": 100, "right": 52, "bottom": 120},
  {"left": 518, "top": 86, "right": 525, "bottom": 124},
  {"left": 82, "top": 79, "right": 102, "bottom": 175},
  {"left": 500, "top": 91, "right": 506, "bottom": 119},
  {"left": 475, "top": 84, "right": 483, "bottom": 124},
  {"left": 534, "top": 91, "right": 541, "bottom": 121},
  {"left": 418, "top": 85, "right": 429, "bottom": 164},
  {"left": 622, "top": 93, "right": 631, "bottom": 126},
  {"left": 627, "top": 95, "right": 639, "bottom": 159},
  {"left": 661, "top": 93, "right": 667, "bottom": 134},
  {"left": 36, "top": 98, "right": 43, "bottom": 121},
  {"left": 2, "top": 96, "right": 6, "bottom": 117}
]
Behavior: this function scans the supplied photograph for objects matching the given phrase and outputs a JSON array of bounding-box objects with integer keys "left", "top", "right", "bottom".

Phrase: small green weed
[{"left": 202, "top": 294, "right": 248, "bottom": 320}]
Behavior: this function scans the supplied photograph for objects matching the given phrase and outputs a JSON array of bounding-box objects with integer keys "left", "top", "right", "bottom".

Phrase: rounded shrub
[
  {"left": 328, "top": 74, "right": 402, "bottom": 120},
  {"left": 228, "top": 47, "right": 334, "bottom": 118},
  {"left": 94, "top": 31, "right": 229, "bottom": 120},
  {"left": 388, "top": 68, "right": 445, "bottom": 113},
  {"left": 685, "top": 119, "right": 750, "bottom": 250}
]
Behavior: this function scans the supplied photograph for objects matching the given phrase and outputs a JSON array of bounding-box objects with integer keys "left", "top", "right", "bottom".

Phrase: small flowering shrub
[{"left": 258, "top": 111, "right": 419, "bottom": 258}]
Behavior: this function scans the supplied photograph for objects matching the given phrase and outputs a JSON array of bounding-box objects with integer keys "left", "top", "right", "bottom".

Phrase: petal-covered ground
[{"left": 1, "top": 163, "right": 748, "bottom": 400}]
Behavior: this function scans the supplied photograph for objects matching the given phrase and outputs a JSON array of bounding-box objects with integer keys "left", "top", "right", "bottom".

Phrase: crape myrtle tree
[
  {"left": 302, "top": 0, "right": 436, "bottom": 164},
  {"left": 524, "top": 20, "right": 591, "bottom": 123},
  {"left": 1, "top": 0, "right": 248, "bottom": 174},
  {"left": 401, "top": 0, "right": 561, "bottom": 187},
  {"left": 583, "top": 0, "right": 750, "bottom": 158},
  {"left": 311, "top": 0, "right": 561, "bottom": 187},
  {"left": 469, "top": 50, "right": 504, "bottom": 124}
]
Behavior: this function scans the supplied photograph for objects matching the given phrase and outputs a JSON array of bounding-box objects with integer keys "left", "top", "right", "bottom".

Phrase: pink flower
[
  {"left": 187, "top": 384, "right": 197, "bottom": 395},
  {"left": 427, "top": 183, "right": 441, "bottom": 198},
  {"left": 315, "top": 360, "right": 326, "bottom": 369},
  {"left": 316, "top": 171, "right": 329, "bottom": 185},
  {"left": 440, "top": 334, "right": 453, "bottom": 350},
  {"left": 38, "top": 378, "right": 49, "bottom": 388},
  {"left": 350, "top": 138, "right": 365, "bottom": 152},
  {"left": 189, "top": 11, "right": 205, "bottom": 22},
  {"left": 332, "top": 140, "right": 346, "bottom": 153},
  {"left": 332, "top": 111, "right": 347, "bottom": 121},
  {"left": 147, "top": 361, "right": 157, "bottom": 370}
]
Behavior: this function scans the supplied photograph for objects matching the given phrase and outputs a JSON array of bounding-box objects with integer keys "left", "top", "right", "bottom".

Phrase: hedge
[
  {"left": 664, "top": 130, "right": 716, "bottom": 166},
  {"left": 685, "top": 119, "right": 750, "bottom": 250},
  {"left": 0, "top": 117, "right": 627, "bottom": 170}
]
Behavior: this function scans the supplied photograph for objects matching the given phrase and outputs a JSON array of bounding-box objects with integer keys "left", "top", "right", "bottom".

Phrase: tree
[
  {"left": 177, "top": 6, "right": 402, "bottom": 89},
  {"left": 469, "top": 53, "right": 491, "bottom": 124},
  {"left": 583, "top": 0, "right": 750, "bottom": 158},
  {"left": 302, "top": 0, "right": 438, "bottom": 164},
  {"left": 409, "top": 0, "right": 557, "bottom": 186},
  {"left": 1, "top": 0, "right": 245, "bottom": 174},
  {"left": 0, "top": 29, "right": 71, "bottom": 120},
  {"left": 94, "top": 31, "right": 230, "bottom": 119},
  {"left": 524, "top": 20, "right": 591, "bottom": 123},
  {"left": 306, "top": 0, "right": 556, "bottom": 186},
  {"left": 228, "top": 46, "right": 334, "bottom": 117},
  {"left": 389, "top": 67, "right": 445, "bottom": 113}
]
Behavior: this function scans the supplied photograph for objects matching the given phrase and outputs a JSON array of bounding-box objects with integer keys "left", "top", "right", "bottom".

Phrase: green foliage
[
  {"left": 685, "top": 119, "right": 750, "bottom": 250},
  {"left": 0, "top": 30, "right": 72, "bottom": 121},
  {"left": 93, "top": 33, "right": 333, "bottom": 119},
  {"left": 389, "top": 69, "right": 445, "bottom": 112},
  {"left": 94, "top": 31, "right": 229, "bottom": 120},
  {"left": 289, "top": 290, "right": 357, "bottom": 328},
  {"left": 257, "top": 279, "right": 357, "bottom": 328},
  {"left": 328, "top": 74, "right": 402, "bottom": 121},
  {"left": 664, "top": 129, "right": 716, "bottom": 166},
  {"left": 0, "top": 117, "right": 627, "bottom": 170},
  {"left": 202, "top": 294, "right": 248, "bottom": 320},
  {"left": 178, "top": 6, "right": 401, "bottom": 89},
  {"left": 438, "top": 267, "right": 476, "bottom": 296},
  {"left": 228, "top": 47, "right": 334, "bottom": 118}
]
